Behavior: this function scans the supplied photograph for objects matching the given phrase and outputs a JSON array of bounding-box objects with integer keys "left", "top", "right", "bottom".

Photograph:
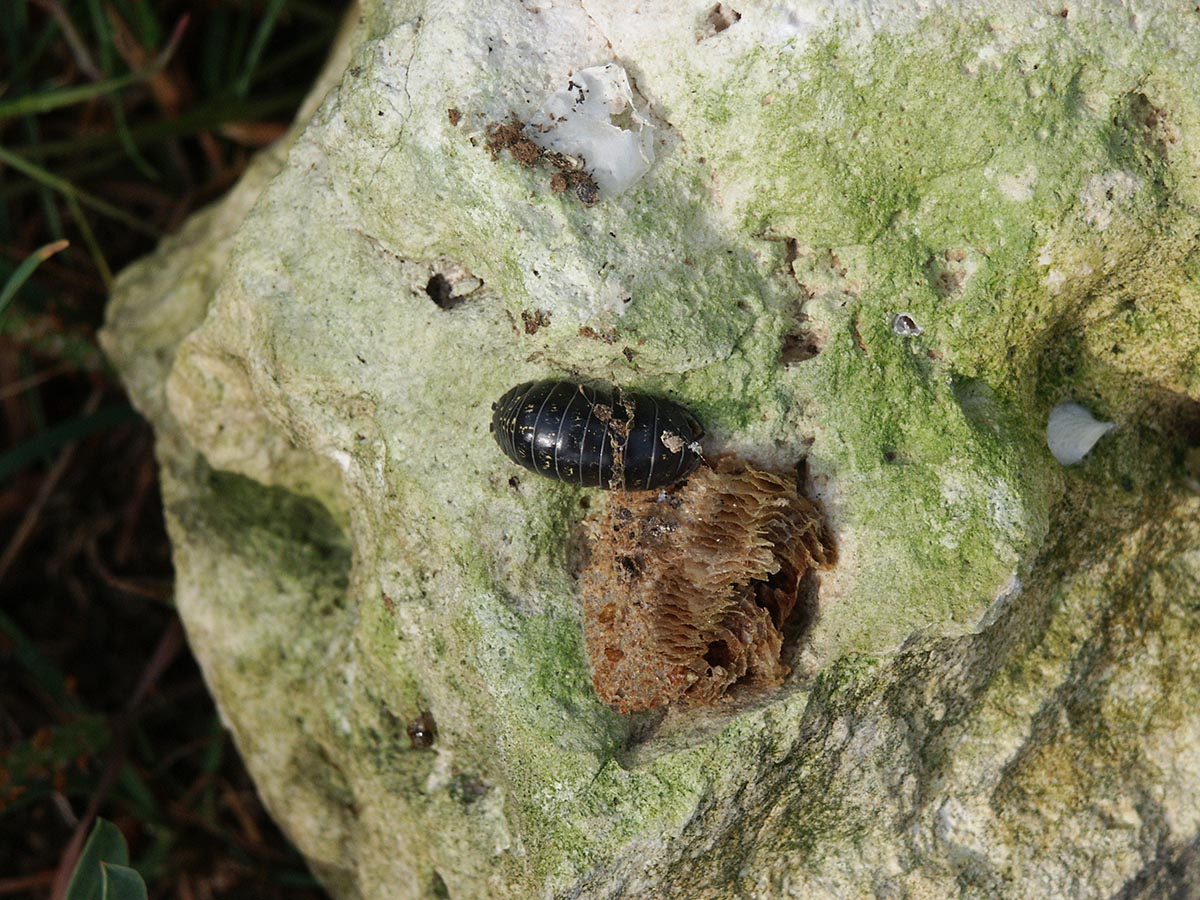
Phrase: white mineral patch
[
  {"left": 526, "top": 64, "right": 655, "bottom": 197},
  {"left": 1046, "top": 402, "right": 1115, "bottom": 466},
  {"left": 762, "top": 3, "right": 823, "bottom": 43}
]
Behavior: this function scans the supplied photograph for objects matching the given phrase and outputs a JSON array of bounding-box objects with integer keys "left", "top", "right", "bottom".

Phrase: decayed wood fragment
[{"left": 582, "top": 458, "right": 836, "bottom": 712}]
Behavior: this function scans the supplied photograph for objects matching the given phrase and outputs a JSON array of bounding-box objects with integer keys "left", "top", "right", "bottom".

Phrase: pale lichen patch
[
  {"left": 1079, "top": 170, "right": 1141, "bottom": 231},
  {"left": 995, "top": 165, "right": 1037, "bottom": 202}
]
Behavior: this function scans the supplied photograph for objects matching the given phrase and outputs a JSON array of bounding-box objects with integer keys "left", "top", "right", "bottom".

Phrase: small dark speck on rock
[
  {"left": 407, "top": 711, "right": 437, "bottom": 749},
  {"left": 574, "top": 176, "right": 600, "bottom": 206}
]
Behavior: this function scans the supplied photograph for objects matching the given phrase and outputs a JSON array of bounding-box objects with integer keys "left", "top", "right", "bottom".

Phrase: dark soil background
[{"left": 1, "top": 2, "right": 349, "bottom": 896}]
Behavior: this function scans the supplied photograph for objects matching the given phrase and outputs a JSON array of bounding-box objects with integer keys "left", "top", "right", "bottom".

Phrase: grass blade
[
  {"left": 0, "top": 10, "right": 186, "bottom": 121},
  {"left": 13, "top": 91, "right": 307, "bottom": 160},
  {"left": 109, "top": 93, "right": 159, "bottom": 181},
  {"left": 233, "top": 0, "right": 287, "bottom": 98},
  {"left": 0, "top": 69, "right": 149, "bottom": 119},
  {"left": 0, "top": 144, "right": 159, "bottom": 237},
  {"left": 64, "top": 193, "right": 115, "bottom": 288},
  {"left": 0, "top": 239, "right": 69, "bottom": 317},
  {"left": 0, "top": 404, "right": 137, "bottom": 482}
]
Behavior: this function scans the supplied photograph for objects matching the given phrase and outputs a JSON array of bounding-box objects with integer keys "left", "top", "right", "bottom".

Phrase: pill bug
[{"left": 490, "top": 379, "right": 704, "bottom": 490}]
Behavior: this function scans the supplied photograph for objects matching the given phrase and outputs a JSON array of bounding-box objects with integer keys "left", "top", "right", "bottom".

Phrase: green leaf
[
  {"left": 101, "top": 863, "right": 149, "bottom": 900},
  {"left": 64, "top": 819, "right": 129, "bottom": 900}
]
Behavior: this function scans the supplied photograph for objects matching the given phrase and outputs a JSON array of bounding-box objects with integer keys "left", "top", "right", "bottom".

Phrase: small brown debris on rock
[
  {"left": 485, "top": 118, "right": 540, "bottom": 167},
  {"left": 579, "top": 325, "right": 618, "bottom": 344},
  {"left": 511, "top": 137, "right": 541, "bottom": 166},
  {"left": 486, "top": 116, "right": 601, "bottom": 206},
  {"left": 850, "top": 315, "right": 870, "bottom": 355},
  {"left": 927, "top": 248, "right": 972, "bottom": 297},
  {"left": 582, "top": 458, "right": 836, "bottom": 713},
  {"left": 543, "top": 150, "right": 585, "bottom": 173},
  {"left": 521, "top": 308, "right": 551, "bottom": 334},
  {"left": 447, "top": 107, "right": 462, "bottom": 126},
  {"left": 572, "top": 173, "right": 600, "bottom": 207},
  {"left": 659, "top": 430, "right": 686, "bottom": 454}
]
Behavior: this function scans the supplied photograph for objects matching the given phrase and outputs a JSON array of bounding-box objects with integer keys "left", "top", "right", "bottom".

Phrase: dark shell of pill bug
[{"left": 490, "top": 380, "right": 704, "bottom": 490}]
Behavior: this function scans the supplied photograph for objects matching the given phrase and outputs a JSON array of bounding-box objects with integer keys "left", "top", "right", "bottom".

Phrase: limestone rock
[{"left": 102, "top": 1, "right": 1200, "bottom": 897}]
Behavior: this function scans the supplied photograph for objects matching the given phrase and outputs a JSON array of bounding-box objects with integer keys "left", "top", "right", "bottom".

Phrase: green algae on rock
[{"left": 102, "top": 1, "right": 1200, "bottom": 897}]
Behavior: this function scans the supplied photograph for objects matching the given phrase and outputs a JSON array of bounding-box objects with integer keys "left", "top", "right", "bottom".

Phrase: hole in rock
[
  {"left": 780, "top": 319, "right": 827, "bottom": 364},
  {"left": 425, "top": 274, "right": 460, "bottom": 310},
  {"left": 702, "top": 3, "right": 741, "bottom": 37}
]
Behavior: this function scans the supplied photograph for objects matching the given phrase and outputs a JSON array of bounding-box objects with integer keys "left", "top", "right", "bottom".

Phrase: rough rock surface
[{"left": 101, "top": 1, "right": 1200, "bottom": 898}]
